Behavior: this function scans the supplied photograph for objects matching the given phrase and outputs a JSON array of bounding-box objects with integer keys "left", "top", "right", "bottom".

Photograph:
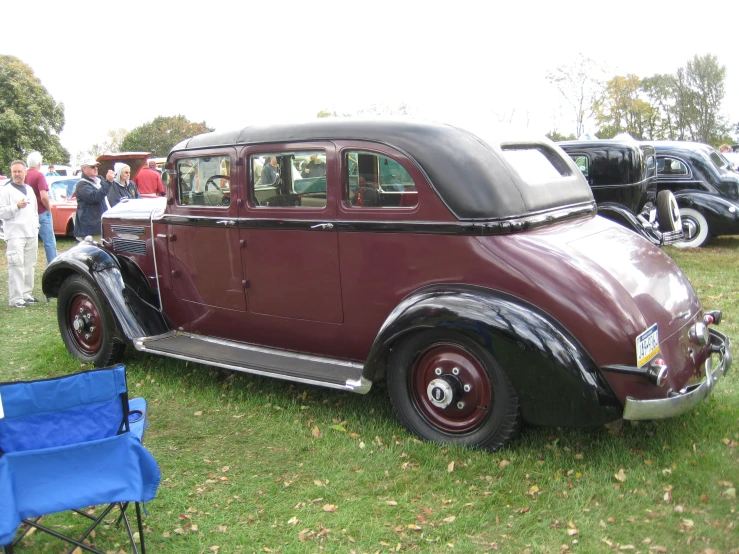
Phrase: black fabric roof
[{"left": 171, "top": 119, "right": 592, "bottom": 220}]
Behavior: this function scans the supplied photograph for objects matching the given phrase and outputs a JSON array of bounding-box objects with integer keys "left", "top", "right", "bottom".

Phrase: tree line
[{"left": 547, "top": 53, "right": 733, "bottom": 145}]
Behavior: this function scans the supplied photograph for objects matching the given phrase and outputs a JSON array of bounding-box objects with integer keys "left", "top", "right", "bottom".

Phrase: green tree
[
  {"left": 685, "top": 54, "right": 727, "bottom": 143},
  {"left": 641, "top": 73, "right": 678, "bottom": 139},
  {"left": 0, "top": 55, "right": 69, "bottom": 171},
  {"left": 546, "top": 130, "right": 576, "bottom": 142},
  {"left": 595, "top": 74, "right": 656, "bottom": 139},
  {"left": 120, "top": 115, "right": 213, "bottom": 157}
]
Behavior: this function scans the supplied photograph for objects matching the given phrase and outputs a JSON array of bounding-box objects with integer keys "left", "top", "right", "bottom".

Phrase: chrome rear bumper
[{"left": 623, "top": 329, "right": 732, "bottom": 420}]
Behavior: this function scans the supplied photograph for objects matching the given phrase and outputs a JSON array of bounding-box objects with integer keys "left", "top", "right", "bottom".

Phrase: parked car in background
[
  {"left": 43, "top": 120, "right": 731, "bottom": 451},
  {"left": 41, "top": 164, "right": 77, "bottom": 177},
  {"left": 647, "top": 141, "right": 739, "bottom": 247},
  {"left": 47, "top": 176, "right": 79, "bottom": 236},
  {"left": 558, "top": 139, "right": 682, "bottom": 246}
]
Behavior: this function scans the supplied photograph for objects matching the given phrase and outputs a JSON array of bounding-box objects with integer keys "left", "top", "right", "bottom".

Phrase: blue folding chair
[{"left": 0, "top": 365, "right": 161, "bottom": 553}]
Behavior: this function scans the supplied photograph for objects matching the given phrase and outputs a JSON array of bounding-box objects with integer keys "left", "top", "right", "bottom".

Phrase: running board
[{"left": 133, "top": 331, "right": 371, "bottom": 394}]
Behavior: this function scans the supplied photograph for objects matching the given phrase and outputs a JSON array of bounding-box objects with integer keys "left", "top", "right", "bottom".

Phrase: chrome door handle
[
  {"left": 310, "top": 223, "right": 334, "bottom": 230},
  {"left": 216, "top": 220, "right": 236, "bottom": 226}
]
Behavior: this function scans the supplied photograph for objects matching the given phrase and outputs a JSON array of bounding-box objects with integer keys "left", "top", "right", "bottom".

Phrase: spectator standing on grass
[
  {"left": 106, "top": 163, "right": 140, "bottom": 209},
  {"left": 136, "top": 160, "right": 165, "bottom": 198},
  {"left": 45, "top": 165, "right": 59, "bottom": 176},
  {"left": 74, "top": 159, "right": 114, "bottom": 242},
  {"left": 0, "top": 160, "right": 40, "bottom": 308},
  {"left": 26, "top": 152, "right": 57, "bottom": 265}
]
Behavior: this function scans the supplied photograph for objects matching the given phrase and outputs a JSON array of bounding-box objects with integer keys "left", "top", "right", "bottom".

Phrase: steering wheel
[{"left": 204, "top": 175, "right": 230, "bottom": 206}]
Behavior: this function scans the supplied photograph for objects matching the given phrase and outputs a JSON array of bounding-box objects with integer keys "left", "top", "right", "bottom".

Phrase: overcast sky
[{"left": 5, "top": 0, "right": 739, "bottom": 162}]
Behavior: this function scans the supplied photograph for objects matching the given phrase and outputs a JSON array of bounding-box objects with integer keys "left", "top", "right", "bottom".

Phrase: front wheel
[
  {"left": 674, "top": 208, "right": 709, "bottom": 248},
  {"left": 387, "top": 330, "right": 521, "bottom": 450},
  {"left": 57, "top": 275, "right": 125, "bottom": 366}
]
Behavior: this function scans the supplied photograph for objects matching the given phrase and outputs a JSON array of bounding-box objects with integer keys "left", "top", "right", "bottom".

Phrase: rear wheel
[
  {"left": 387, "top": 330, "right": 520, "bottom": 450},
  {"left": 675, "top": 208, "right": 709, "bottom": 248},
  {"left": 58, "top": 275, "right": 125, "bottom": 366}
]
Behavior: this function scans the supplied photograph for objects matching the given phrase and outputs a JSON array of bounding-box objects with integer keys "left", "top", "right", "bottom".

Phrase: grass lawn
[{"left": 0, "top": 236, "right": 737, "bottom": 554}]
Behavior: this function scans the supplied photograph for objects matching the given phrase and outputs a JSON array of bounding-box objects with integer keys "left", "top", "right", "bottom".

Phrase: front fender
[
  {"left": 674, "top": 191, "right": 739, "bottom": 235},
  {"left": 366, "top": 285, "right": 622, "bottom": 427},
  {"left": 597, "top": 203, "right": 662, "bottom": 245},
  {"left": 42, "top": 242, "right": 168, "bottom": 341}
]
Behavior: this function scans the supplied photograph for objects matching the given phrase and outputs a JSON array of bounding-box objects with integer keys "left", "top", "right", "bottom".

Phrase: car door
[
  {"left": 162, "top": 149, "right": 246, "bottom": 329},
  {"left": 237, "top": 143, "right": 345, "bottom": 357}
]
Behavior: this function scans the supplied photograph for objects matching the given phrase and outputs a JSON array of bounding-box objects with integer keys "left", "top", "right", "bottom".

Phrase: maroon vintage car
[{"left": 42, "top": 119, "right": 731, "bottom": 450}]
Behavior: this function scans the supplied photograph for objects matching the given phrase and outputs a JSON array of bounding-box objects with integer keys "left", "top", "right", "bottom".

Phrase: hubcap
[
  {"left": 412, "top": 344, "right": 492, "bottom": 434},
  {"left": 68, "top": 293, "right": 103, "bottom": 354},
  {"left": 682, "top": 218, "right": 698, "bottom": 240}
]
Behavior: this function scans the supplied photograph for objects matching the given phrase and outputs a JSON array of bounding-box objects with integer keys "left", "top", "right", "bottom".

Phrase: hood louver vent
[{"left": 112, "top": 238, "right": 147, "bottom": 256}]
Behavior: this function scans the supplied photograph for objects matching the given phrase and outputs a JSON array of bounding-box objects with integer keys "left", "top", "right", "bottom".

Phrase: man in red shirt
[
  {"left": 135, "top": 160, "right": 165, "bottom": 198},
  {"left": 26, "top": 152, "right": 57, "bottom": 265}
]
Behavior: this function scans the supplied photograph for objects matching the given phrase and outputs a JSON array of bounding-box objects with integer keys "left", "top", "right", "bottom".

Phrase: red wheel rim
[
  {"left": 411, "top": 343, "right": 492, "bottom": 434},
  {"left": 67, "top": 292, "right": 103, "bottom": 354}
]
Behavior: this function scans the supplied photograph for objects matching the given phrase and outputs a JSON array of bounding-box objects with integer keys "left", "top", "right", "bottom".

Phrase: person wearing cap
[
  {"left": 136, "top": 159, "right": 165, "bottom": 198},
  {"left": 148, "top": 159, "right": 162, "bottom": 174},
  {"left": 73, "top": 159, "right": 115, "bottom": 242},
  {"left": 26, "top": 151, "right": 57, "bottom": 265},
  {"left": 0, "top": 160, "right": 40, "bottom": 308},
  {"left": 45, "top": 165, "right": 60, "bottom": 176},
  {"left": 106, "top": 163, "right": 140, "bottom": 209}
]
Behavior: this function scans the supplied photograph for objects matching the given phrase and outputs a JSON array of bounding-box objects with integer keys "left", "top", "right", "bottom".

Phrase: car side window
[
  {"left": 345, "top": 151, "right": 418, "bottom": 208},
  {"left": 657, "top": 157, "right": 689, "bottom": 177},
  {"left": 176, "top": 156, "right": 231, "bottom": 207},
  {"left": 645, "top": 155, "right": 656, "bottom": 179},
  {"left": 249, "top": 151, "right": 327, "bottom": 208},
  {"left": 572, "top": 155, "right": 589, "bottom": 179}
]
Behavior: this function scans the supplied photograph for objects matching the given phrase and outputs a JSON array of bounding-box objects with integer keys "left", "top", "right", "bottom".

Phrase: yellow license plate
[{"left": 636, "top": 324, "right": 660, "bottom": 367}]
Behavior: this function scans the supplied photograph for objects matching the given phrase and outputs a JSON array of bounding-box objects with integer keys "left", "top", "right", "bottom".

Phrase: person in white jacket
[{"left": 0, "top": 160, "right": 40, "bottom": 307}]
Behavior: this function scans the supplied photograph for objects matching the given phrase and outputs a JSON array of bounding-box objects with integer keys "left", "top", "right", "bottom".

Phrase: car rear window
[{"left": 500, "top": 147, "right": 567, "bottom": 184}]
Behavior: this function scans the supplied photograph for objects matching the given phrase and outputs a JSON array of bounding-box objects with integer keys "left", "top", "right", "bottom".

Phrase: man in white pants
[{"left": 0, "top": 160, "right": 39, "bottom": 308}]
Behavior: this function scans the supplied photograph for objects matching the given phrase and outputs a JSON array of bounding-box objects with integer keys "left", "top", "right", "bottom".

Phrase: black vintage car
[
  {"left": 647, "top": 141, "right": 739, "bottom": 248},
  {"left": 558, "top": 140, "right": 683, "bottom": 246}
]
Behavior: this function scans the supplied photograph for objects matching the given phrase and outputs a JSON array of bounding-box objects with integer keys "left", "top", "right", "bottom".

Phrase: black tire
[
  {"left": 656, "top": 190, "right": 681, "bottom": 232},
  {"left": 387, "top": 330, "right": 521, "bottom": 450},
  {"left": 57, "top": 274, "right": 125, "bottom": 367}
]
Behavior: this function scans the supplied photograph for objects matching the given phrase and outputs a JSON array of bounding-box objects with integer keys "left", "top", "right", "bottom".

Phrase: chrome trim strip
[
  {"left": 623, "top": 329, "right": 731, "bottom": 420},
  {"left": 159, "top": 201, "right": 597, "bottom": 236},
  {"left": 133, "top": 331, "right": 372, "bottom": 394},
  {"left": 150, "top": 213, "right": 164, "bottom": 312}
]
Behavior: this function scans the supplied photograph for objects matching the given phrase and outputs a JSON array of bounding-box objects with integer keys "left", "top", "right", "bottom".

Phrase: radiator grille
[
  {"left": 111, "top": 225, "right": 145, "bottom": 235},
  {"left": 112, "top": 238, "right": 147, "bottom": 256}
]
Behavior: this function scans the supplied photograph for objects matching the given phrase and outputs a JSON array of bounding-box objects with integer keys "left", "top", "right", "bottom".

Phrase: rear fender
[
  {"left": 365, "top": 284, "right": 622, "bottom": 427},
  {"left": 42, "top": 242, "right": 169, "bottom": 341},
  {"left": 597, "top": 203, "right": 662, "bottom": 245}
]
